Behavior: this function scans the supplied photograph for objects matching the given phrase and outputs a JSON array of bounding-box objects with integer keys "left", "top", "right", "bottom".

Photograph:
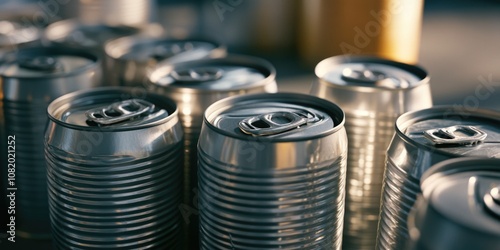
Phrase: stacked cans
[
  {"left": 407, "top": 158, "right": 500, "bottom": 250},
  {"left": 0, "top": 46, "right": 100, "bottom": 238},
  {"left": 148, "top": 56, "right": 277, "bottom": 249},
  {"left": 311, "top": 55, "right": 432, "bottom": 249},
  {"left": 198, "top": 93, "right": 348, "bottom": 249},
  {"left": 377, "top": 107, "right": 500, "bottom": 250},
  {"left": 105, "top": 37, "right": 226, "bottom": 87},
  {"left": 44, "top": 88, "right": 183, "bottom": 249}
]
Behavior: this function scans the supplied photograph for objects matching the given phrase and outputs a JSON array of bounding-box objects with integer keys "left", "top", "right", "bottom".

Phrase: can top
[
  {"left": 106, "top": 37, "right": 223, "bottom": 62},
  {"left": 45, "top": 20, "right": 141, "bottom": 49},
  {"left": 397, "top": 106, "right": 500, "bottom": 158},
  {"left": 149, "top": 56, "right": 275, "bottom": 92},
  {"left": 0, "top": 20, "right": 40, "bottom": 48},
  {"left": 421, "top": 158, "right": 500, "bottom": 236},
  {"left": 48, "top": 87, "right": 177, "bottom": 131},
  {"left": 204, "top": 93, "right": 344, "bottom": 141},
  {"left": 0, "top": 46, "right": 98, "bottom": 79},
  {"left": 315, "top": 55, "right": 428, "bottom": 90}
]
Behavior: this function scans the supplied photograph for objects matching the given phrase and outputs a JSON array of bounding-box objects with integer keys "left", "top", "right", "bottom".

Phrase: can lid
[
  {"left": 315, "top": 56, "right": 427, "bottom": 90},
  {"left": 0, "top": 46, "right": 97, "bottom": 78},
  {"left": 421, "top": 158, "right": 500, "bottom": 236},
  {"left": 109, "top": 38, "right": 221, "bottom": 62},
  {"left": 46, "top": 20, "right": 140, "bottom": 49},
  {"left": 48, "top": 87, "right": 177, "bottom": 131},
  {"left": 204, "top": 93, "right": 344, "bottom": 141},
  {"left": 0, "top": 20, "right": 40, "bottom": 48},
  {"left": 397, "top": 106, "right": 500, "bottom": 158},
  {"left": 149, "top": 56, "right": 275, "bottom": 92}
]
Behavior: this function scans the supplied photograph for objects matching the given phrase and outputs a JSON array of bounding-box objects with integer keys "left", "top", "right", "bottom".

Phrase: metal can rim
[
  {"left": 148, "top": 54, "right": 276, "bottom": 93},
  {"left": 202, "top": 92, "right": 346, "bottom": 142},
  {"left": 47, "top": 86, "right": 179, "bottom": 132},
  {"left": 314, "top": 55, "right": 430, "bottom": 92}
]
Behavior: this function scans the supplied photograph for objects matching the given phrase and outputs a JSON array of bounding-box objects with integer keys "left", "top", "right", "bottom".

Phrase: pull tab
[
  {"left": 85, "top": 99, "right": 156, "bottom": 125},
  {"left": 424, "top": 125, "right": 487, "bottom": 146},
  {"left": 18, "top": 56, "right": 62, "bottom": 72},
  {"left": 170, "top": 67, "right": 223, "bottom": 82},
  {"left": 484, "top": 185, "right": 500, "bottom": 218},
  {"left": 238, "top": 110, "right": 319, "bottom": 136},
  {"left": 150, "top": 42, "right": 193, "bottom": 60},
  {"left": 341, "top": 67, "right": 409, "bottom": 88}
]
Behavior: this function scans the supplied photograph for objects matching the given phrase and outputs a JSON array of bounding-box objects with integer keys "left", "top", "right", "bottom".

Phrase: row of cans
[{"left": 0, "top": 16, "right": 499, "bottom": 249}]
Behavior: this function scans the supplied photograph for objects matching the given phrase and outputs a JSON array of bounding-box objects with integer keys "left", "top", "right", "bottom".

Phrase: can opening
[
  {"left": 424, "top": 125, "right": 487, "bottom": 146},
  {"left": 238, "top": 110, "right": 321, "bottom": 136},
  {"left": 170, "top": 67, "right": 223, "bottom": 82},
  {"left": 18, "top": 56, "right": 62, "bottom": 72},
  {"left": 341, "top": 67, "right": 409, "bottom": 88},
  {"left": 85, "top": 99, "right": 161, "bottom": 126}
]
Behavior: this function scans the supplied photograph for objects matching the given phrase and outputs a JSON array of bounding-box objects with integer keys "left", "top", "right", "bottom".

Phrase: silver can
[
  {"left": 377, "top": 106, "right": 500, "bottom": 250},
  {"left": 44, "top": 19, "right": 163, "bottom": 85},
  {"left": 105, "top": 36, "right": 226, "bottom": 87},
  {"left": 45, "top": 87, "right": 184, "bottom": 249},
  {"left": 149, "top": 56, "right": 277, "bottom": 250},
  {"left": 0, "top": 46, "right": 101, "bottom": 239},
  {"left": 311, "top": 55, "right": 432, "bottom": 250},
  {"left": 198, "top": 93, "right": 348, "bottom": 249},
  {"left": 0, "top": 20, "right": 41, "bottom": 56},
  {"left": 407, "top": 158, "right": 500, "bottom": 250}
]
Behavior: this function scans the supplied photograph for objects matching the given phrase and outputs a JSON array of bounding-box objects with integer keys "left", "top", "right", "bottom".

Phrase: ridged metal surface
[
  {"left": 45, "top": 143, "right": 183, "bottom": 249},
  {"left": 341, "top": 113, "right": 396, "bottom": 249},
  {"left": 198, "top": 154, "right": 346, "bottom": 250}
]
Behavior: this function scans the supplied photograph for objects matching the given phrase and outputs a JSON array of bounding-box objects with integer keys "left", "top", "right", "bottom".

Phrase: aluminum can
[
  {"left": 198, "top": 93, "right": 348, "bottom": 249},
  {"left": 377, "top": 106, "right": 500, "bottom": 250},
  {"left": 105, "top": 36, "right": 226, "bottom": 87},
  {"left": 311, "top": 55, "right": 432, "bottom": 250},
  {"left": 44, "top": 19, "right": 163, "bottom": 85},
  {"left": 407, "top": 158, "right": 500, "bottom": 250},
  {"left": 0, "top": 46, "right": 101, "bottom": 239},
  {"left": 148, "top": 56, "right": 277, "bottom": 250},
  {"left": 0, "top": 20, "right": 41, "bottom": 56},
  {"left": 63, "top": 0, "right": 157, "bottom": 28},
  {"left": 44, "top": 87, "right": 184, "bottom": 249}
]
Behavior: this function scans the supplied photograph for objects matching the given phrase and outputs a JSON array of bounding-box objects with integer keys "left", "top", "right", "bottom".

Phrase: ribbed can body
[
  {"left": 311, "top": 55, "right": 432, "bottom": 250},
  {"left": 44, "top": 88, "right": 184, "bottom": 249},
  {"left": 0, "top": 47, "right": 100, "bottom": 238},
  {"left": 376, "top": 107, "right": 500, "bottom": 250},
  {"left": 198, "top": 93, "right": 348, "bottom": 249}
]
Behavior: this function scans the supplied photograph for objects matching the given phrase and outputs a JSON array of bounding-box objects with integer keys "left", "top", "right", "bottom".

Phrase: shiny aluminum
[
  {"left": 311, "top": 55, "right": 432, "bottom": 250},
  {"left": 377, "top": 107, "right": 500, "bottom": 250},
  {"left": 44, "top": 19, "right": 163, "bottom": 85},
  {"left": 0, "top": 46, "right": 101, "bottom": 239},
  {"left": 407, "top": 158, "right": 500, "bottom": 250},
  {"left": 44, "top": 87, "right": 183, "bottom": 249},
  {"left": 198, "top": 93, "right": 348, "bottom": 249},
  {"left": 0, "top": 20, "right": 41, "bottom": 56},
  {"left": 149, "top": 56, "right": 277, "bottom": 250},
  {"left": 105, "top": 36, "right": 226, "bottom": 87}
]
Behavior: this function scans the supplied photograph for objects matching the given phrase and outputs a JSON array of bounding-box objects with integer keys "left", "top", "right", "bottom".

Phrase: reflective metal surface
[
  {"left": 377, "top": 106, "right": 500, "bottom": 250},
  {"left": 105, "top": 37, "right": 226, "bottom": 87},
  {"left": 407, "top": 158, "right": 500, "bottom": 250},
  {"left": 44, "top": 19, "right": 163, "bottom": 85},
  {"left": 0, "top": 46, "right": 100, "bottom": 239},
  {"left": 311, "top": 55, "right": 432, "bottom": 250},
  {"left": 0, "top": 20, "right": 40, "bottom": 55},
  {"left": 198, "top": 93, "right": 347, "bottom": 249},
  {"left": 45, "top": 87, "right": 183, "bottom": 249},
  {"left": 149, "top": 56, "right": 277, "bottom": 250}
]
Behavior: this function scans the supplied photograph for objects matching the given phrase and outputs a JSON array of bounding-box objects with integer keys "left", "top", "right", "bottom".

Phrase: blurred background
[{"left": 1, "top": 0, "right": 499, "bottom": 110}]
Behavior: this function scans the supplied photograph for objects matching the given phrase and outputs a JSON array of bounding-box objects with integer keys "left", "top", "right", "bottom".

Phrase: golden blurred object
[{"left": 298, "top": 0, "right": 423, "bottom": 65}]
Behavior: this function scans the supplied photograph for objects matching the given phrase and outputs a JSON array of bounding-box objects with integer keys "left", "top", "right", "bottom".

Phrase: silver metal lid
[
  {"left": 108, "top": 38, "right": 223, "bottom": 62},
  {"left": 0, "top": 20, "right": 40, "bottom": 48},
  {"left": 48, "top": 87, "right": 177, "bottom": 131},
  {"left": 204, "top": 93, "right": 344, "bottom": 141},
  {"left": 0, "top": 46, "right": 98, "bottom": 78},
  {"left": 149, "top": 56, "right": 275, "bottom": 92},
  {"left": 420, "top": 158, "right": 500, "bottom": 240},
  {"left": 315, "top": 55, "right": 427, "bottom": 89},
  {"left": 397, "top": 106, "right": 500, "bottom": 158},
  {"left": 45, "top": 20, "right": 141, "bottom": 49}
]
